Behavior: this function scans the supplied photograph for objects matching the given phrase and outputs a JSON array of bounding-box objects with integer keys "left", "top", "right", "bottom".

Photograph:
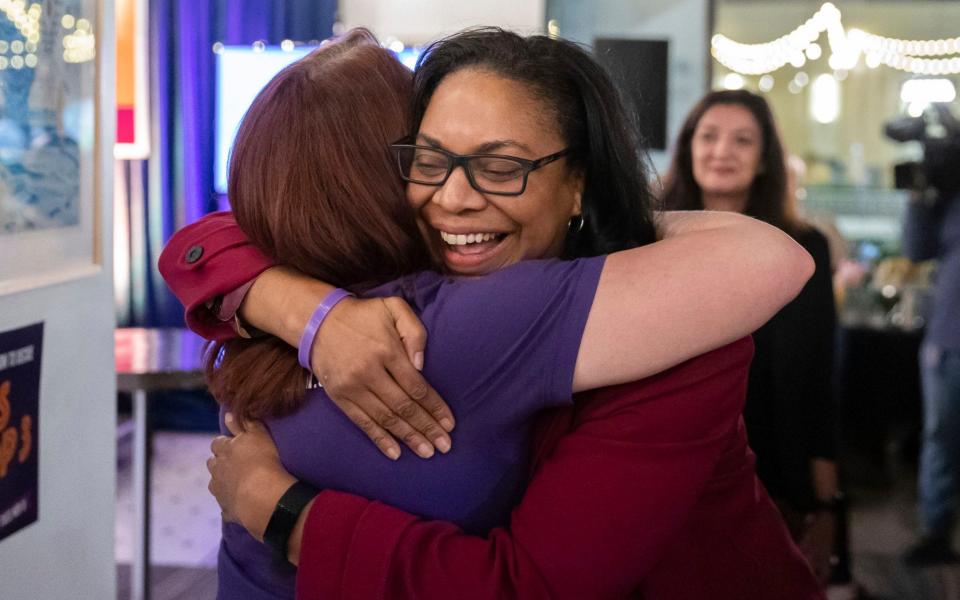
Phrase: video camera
[{"left": 885, "top": 103, "right": 960, "bottom": 198}]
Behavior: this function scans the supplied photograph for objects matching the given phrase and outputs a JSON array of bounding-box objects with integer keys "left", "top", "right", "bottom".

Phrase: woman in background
[{"left": 662, "top": 89, "right": 840, "bottom": 585}]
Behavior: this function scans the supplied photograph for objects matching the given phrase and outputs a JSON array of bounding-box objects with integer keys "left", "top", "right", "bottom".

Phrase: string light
[
  {"left": 722, "top": 72, "right": 745, "bottom": 90},
  {"left": 0, "top": 1, "right": 42, "bottom": 41},
  {"left": 0, "top": 1, "right": 42, "bottom": 68},
  {"left": 62, "top": 14, "right": 96, "bottom": 64},
  {"left": 712, "top": 3, "right": 843, "bottom": 75},
  {"left": 547, "top": 19, "right": 560, "bottom": 39},
  {"left": 713, "top": 2, "right": 960, "bottom": 76}
]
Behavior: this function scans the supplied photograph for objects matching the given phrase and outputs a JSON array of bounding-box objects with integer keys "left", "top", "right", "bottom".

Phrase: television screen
[
  {"left": 593, "top": 39, "right": 669, "bottom": 151},
  {"left": 214, "top": 45, "right": 423, "bottom": 195},
  {"left": 215, "top": 46, "right": 312, "bottom": 194}
]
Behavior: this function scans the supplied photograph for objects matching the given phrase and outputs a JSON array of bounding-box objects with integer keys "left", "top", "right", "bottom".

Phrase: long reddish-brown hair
[{"left": 205, "top": 30, "right": 432, "bottom": 421}]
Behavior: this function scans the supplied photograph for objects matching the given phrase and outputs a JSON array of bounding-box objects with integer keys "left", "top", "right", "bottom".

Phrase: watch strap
[{"left": 263, "top": 480, "right": 320, "bottom": 561}]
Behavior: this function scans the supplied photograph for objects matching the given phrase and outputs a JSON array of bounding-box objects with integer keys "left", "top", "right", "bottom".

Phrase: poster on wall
[
  {"left": 0, "top": 0, "right": 99, "bottom": 294},
  {"left": 0, "top": 322, "right": 42, "bottom": 544},
  {"left": 115, "top": 0, "right": 148, "bottom": 159}
]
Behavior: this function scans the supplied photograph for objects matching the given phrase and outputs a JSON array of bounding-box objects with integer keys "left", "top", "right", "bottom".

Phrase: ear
[{"left": 568, "top": 169, "right": 585, "bottom": 217}]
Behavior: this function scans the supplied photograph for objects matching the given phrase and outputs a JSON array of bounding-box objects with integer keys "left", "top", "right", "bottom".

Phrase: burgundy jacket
[{"left": 159, "top": 213, "right": 824, "bottom": 600}]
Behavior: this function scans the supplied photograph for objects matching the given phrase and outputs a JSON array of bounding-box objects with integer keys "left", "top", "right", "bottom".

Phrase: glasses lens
[
  {"left": 396, "top": 147, "right": 450, "bottom": 184},
  {"left": 468, "top": 157, "right": 526, "bottom": 194}
]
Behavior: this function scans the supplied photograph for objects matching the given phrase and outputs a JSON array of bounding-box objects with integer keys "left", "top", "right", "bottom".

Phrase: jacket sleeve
[
  {"left": 295, "top": 338, "right": 753, "bottom": 600},
  {"left": 901, "top": 199, "right": 942, "bottom": 262},
  {"left": 157, "top": 211, "right": 275, "bottom": 340}
]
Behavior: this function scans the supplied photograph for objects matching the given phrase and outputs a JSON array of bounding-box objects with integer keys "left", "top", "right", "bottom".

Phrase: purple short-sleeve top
[{"left": 218, "top": 256, "right": 606, "bottom": 599}]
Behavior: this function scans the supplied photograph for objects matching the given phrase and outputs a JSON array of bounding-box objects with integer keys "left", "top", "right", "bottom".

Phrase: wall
[
  {"left": 549, "top": 0, "right": 712, "bottom": 173},
  {"left": 714, "top": 0, "right": 960, "bottom": 187},
  {"left": 339, "top": 0, "right": 710, "bottom": 174},
  {"left": 339, "top": 0, "right": 546, "bottom": 45},
  {"left": 0, "top": 0, "right": 117, "bottom": 598}
]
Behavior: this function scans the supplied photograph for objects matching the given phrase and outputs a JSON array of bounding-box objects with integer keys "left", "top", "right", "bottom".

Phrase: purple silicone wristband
[{"left": 297, "top": 288, "right": 355, "bottom": 371}]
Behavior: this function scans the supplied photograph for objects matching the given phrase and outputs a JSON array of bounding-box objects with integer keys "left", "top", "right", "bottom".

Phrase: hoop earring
[{"left": 568, "top": 215, "right": 585, "bottom": 233}]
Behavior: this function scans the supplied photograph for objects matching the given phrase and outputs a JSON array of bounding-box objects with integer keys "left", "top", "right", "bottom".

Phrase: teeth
[{"left": 440, "top": 231, "right": 498, "bottom": 245}]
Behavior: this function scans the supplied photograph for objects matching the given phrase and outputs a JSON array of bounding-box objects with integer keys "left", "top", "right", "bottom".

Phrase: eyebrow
[
  {"left": 699, "top": 125, "right": 758, "bottom": 137},
  {"left": 417, "top": 133, "right": 534, "bottom": 155}
]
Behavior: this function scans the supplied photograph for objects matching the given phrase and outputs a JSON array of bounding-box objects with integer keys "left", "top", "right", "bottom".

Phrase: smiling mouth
[
  {"left": 440, "top": 231, "right": 504, "bottom": 245},
  {"left": 438, "top": 230, "right": 508, "bottom": 258}
]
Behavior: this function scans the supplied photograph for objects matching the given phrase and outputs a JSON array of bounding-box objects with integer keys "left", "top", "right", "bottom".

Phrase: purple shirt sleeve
[{"left": 411, "top": 256, "right": 606, "bottom": 410}]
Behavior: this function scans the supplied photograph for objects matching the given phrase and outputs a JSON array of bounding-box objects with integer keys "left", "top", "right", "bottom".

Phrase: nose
[
  {"left": 712, "top": 134, "right": 735, "bottom": 157},
  {"left": 431, "top": 165, "right": 487, "bottom": 213}
]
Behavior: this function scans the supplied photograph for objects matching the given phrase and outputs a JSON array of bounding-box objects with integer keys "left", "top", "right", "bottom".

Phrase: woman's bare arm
[{"left": 572, "top": 210, "right": 814, "bottom": 391}]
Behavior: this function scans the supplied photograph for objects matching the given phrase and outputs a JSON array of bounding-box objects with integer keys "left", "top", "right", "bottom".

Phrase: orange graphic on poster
[
  {"left": 0, "top": 381, "right": 32, "bottom": 478},
  {"left": 0, "top": 380, "right": 10, "bottom": 430},
  {"left": 19, "top": 415, "right": 32, "bottom": 464},
  {"left": 0, "top": 425, "right": 16, "bottom": 478}
]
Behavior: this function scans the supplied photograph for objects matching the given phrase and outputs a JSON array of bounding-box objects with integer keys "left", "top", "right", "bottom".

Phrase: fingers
[
  {"left": 383, "top": 352, "right": 455, "bottom": 433},
  {"left": 328, "top": 397, "right": 400, "bottom": 460},
  {"left": 383, "top": 297, "right": 427, "bottom": 370},
  {"left": 224, "top": 412, "right": 243, "bottom": 436},
  {"left": 330, "top": 390, "right": 440, "bottom": 460},
  {"left": 210, "top": 435, "right": 230, "bottom": 456},
  {"left": 356, "top": 386, "right": 438, "bottom": 459},
  {"left": 367, "top": 372, "right": 452, "bottom": 454}
]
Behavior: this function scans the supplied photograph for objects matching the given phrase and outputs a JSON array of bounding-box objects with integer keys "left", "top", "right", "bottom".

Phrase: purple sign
[{"left": 0, "top": 322, "right": 42, "bottom": 543}]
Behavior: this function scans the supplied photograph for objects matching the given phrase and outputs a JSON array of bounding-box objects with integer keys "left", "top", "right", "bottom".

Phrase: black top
[{"left": 744, "top": 226, "right": 838, "bottom": 512}]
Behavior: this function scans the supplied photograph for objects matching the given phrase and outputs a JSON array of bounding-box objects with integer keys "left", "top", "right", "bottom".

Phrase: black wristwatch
[{"left": 263, "top": 481, "right": 320, "bottom": 561}]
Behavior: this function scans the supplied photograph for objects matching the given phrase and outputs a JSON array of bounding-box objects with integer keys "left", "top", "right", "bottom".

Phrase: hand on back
[{"left": 311, "top": 296, "right": 455, "bottom": 460}]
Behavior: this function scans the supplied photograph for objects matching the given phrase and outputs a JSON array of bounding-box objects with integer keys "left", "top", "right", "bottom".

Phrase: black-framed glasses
[{"left": 390, "top": 142, "right": 573, "bottom": 196}]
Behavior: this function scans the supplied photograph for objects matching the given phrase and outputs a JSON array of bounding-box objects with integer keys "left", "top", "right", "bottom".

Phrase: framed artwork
[{"left": 0, "top": 0, "right": 101, "bottom": 294}]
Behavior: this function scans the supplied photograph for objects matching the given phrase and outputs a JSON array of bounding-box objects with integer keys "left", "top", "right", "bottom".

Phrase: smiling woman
[
  {"left": 661, "top": 89, "right": 799, "bottom": 234},
  {"left": 405, "top": 68, "right": 584, "bottom": 275},
  {"left": 690, "top": 103, "right": 764, "bottom": 212}
]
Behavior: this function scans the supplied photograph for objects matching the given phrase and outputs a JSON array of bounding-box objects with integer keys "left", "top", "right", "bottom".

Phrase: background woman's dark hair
[
  {"left": 411, "top": 27, "right": 658, "bottom": 257},
  {"left": 206, "top": 29, "right": 432, "bottom": 422},
  {"left": 661, "top": 89, "right": 804, "bottom": 235}
]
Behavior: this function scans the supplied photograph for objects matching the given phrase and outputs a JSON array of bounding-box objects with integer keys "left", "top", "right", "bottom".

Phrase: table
[
  {"left": 837, "top": 323, "right": 924, "bottom": 483},
  {"left": 115, "top": 328, "right": 207, "bottom": 600}
]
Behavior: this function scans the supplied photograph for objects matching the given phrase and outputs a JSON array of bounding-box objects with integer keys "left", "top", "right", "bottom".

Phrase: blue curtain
[{"left": 116, "top": 0, "right": 336, "bottom": 327}]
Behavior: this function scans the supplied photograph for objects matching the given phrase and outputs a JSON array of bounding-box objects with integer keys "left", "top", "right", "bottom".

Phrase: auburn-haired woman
[{"left": 161, "top": 29, "right": 824, "bottom": 599}]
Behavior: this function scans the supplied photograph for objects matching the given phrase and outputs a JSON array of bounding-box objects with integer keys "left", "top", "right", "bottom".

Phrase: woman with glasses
[{"left": 161, "top": 28, "right": 823, "bottom": 598}]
